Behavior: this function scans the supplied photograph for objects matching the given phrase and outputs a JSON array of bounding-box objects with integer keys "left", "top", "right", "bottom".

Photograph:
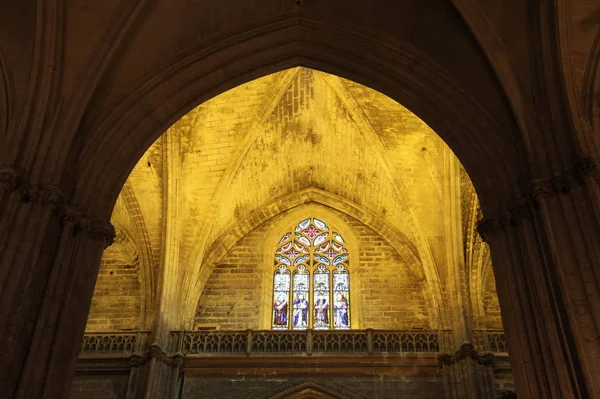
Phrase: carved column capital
[
  {"left": 438, "top": 353, "right": 456, "bottom": 367},
  {"left": 82, "top": 219, "right": 116, "bottom": 248},
  {"left": 171, "top": 352, "right": 185, "bottom": 367},
  {"left": 477, "top": 217, "right": 501, "bottom": 242},
  {"left": 61, "top": 205, "right": 84, "bottom": 226},
  {"left": 456, "top": 342, "right": 478, "bottom": 361},
  {"left": 477, "top": 352, "right": 496, "bottom": 367},
  {"left": 529, "top": 179, "right": 551, "bottom": 200},
  {"left": 478, "top": 157, "right": 600, "bottom": 241},
  {"left": 0, "top": 165, "right": 115, "bottom": 247},
  {"left": 147, "top": 343, "right": 168, "bottom": 362},
  {"left": 510, "top": 200, "right": 532, "bottom": 222},
  {"left": 550, "top": 174, "right": 575, "bottom": 194},
  {"left": 573, "top": 158, "right": 600, "bottom": 184},
  {"left": 0, "top": 167, "right": 21, "bottom": 190},
  {"left": 128, "top": 354, "right": 147, "bottom": 366}
]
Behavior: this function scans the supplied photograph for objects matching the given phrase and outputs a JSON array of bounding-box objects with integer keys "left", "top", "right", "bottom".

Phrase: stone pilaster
[
  {"left": 439, "top": 343, "right": 496, "bottom": 398},
  {"left": 124, "top": 343, "right": 183, "bottom": 399},
  {"left": 0, "top": 168, "right": 115, "bottom": 398},
  {"left": 478, "top": 158, "right": 600, "bottom": 398}
]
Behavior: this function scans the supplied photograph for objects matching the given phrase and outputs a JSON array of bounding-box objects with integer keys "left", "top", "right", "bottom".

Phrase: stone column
[
  {"left": 124, "top": 342, "right": 183, "bottom": 399},
  {"left": 439, "top": 343, "right": 496, "bottom": 398},
  {"left": 438, "top": 150, "right": 496, "bottom": 398},
  {"left": 479, "top": 159, "right": 600, "bottom": 398},
  {"left": 0, "top": 168, "right": 115, "bottom": 398}
]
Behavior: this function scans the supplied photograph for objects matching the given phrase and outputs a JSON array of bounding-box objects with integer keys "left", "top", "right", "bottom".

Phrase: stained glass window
[{"left": 272, "top": 218, "right": 351, "bottom": 330}]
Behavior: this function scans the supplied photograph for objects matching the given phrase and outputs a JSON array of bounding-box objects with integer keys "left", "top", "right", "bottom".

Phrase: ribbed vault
[{"left": 99, "top": 67, "right": 494, "bottom": 332}]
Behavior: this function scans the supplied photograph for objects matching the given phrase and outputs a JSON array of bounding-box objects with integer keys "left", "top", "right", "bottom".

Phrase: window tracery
[{"left": 272, "top": 218, "right": 351, "bottom": 330}]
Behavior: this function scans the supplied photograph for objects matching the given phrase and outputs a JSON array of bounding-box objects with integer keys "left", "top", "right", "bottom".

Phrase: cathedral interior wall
[
  {"left": 181, "top": 374, "right": 446, "bottom": 399},
  {"left": 85, "top": 233, "right": 142, "bottom": 332},
  {"left": 194, "top": 205, "right": 431, "bottom": 331},
  {"left": 69, "top": 374, "right": 129, "bottom": 399}
]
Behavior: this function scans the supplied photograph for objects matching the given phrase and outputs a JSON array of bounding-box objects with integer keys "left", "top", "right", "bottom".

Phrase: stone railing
[
  {"left": 472, "top": 329, "right": 507, "bottom": 353},
  {"left": 79, "top": 329, "right": 507, "bottom": 358},
  {"left": 80, "top": 331, "right": 151, "bottom": 356},
  {"left": 168, "top": 329, "right": 440, "bottom": 355}
]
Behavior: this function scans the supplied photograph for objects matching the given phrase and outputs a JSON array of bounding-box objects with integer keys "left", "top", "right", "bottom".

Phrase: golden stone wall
[
  {"left": 86, "top": 231, "right": 142, "bottom": 331},
  {"left": 195, "top": 205, "right": 431, "bottom": 330},
  {"left": 85, "top": 67, "right": 504, "bottom": 337}
]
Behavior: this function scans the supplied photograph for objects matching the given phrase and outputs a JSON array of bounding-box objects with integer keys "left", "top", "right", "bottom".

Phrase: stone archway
[
  {"left": 1, "top": 2, "right": 599, "bottom": 398},
  {"left": 269, "top": 382, "right": 351, "bottom": 399}
]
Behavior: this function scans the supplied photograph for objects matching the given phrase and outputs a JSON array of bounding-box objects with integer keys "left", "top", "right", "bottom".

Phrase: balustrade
[
  {"left": 169, "top": 329, "right": 440, "bottom": 355},
  {"left": 472, "top": 330, "right": 507, "bottom": 353},
  {"left": 79, "top": 331, "right": 151, "bottom": 356},
  {"left": 79, "top": 330, "right": 507, "bottom": 357}
]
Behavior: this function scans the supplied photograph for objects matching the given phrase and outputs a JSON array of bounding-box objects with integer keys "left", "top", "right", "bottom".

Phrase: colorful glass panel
[
  {"left": 303, "top": 225, "right": 321, "bottom": 239},
  {"left": 333, "top": 232, "right": 344, "bottom": 243},
  {"left": 333, "top": 253, "right": 348, "bottom": 265},
  {"left": 272, "top": 266, "right": 290, "bottom": 330},
  {"left": 313, "top": 232, "right": 328, "bottom": 246},
  {"left": 313, "top": 265, "right": 330, "bottom": 330},
  {"left": 273, "top": 218, "right": 350, "bottom": 330},
  {"left": 313, "top": 218, "right": 329, "bottom": 231},
  {"left": 314, "top": 254, "right": 330, "bottom": 265},
  {"left": 333, "top": 265, "right": 350, "bottom": 329},
  {"left": 295, "top": 219, "right": 311, "bottom": 231},
  {"left": 295, "top": 233, "right": 311, "bottom": 247},
  {"left": 275, "top": 254, "right": 290, "bottom": 266},
  {"left": 292, "top": 266, "right": 310, "bottom": 329},
  {"left": 279, "top": 232, "right": 291, "bottom": 243}
]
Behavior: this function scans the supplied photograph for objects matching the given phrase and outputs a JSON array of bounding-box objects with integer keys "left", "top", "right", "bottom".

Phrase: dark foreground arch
[
  {"left": 70, "top": 17, "right": 524, "bottom": 220},
  {"left": 1, "top": 2, "right": 599, "bottom": 398}
]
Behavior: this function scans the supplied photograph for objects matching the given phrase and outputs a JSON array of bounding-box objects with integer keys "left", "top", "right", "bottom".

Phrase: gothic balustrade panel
[
  {"left": 79, "top": 330, "right": 512, "bottom": 358},
  {"left": 472, "top": 330, "right": 507, "bottom": 353},
  {"left": 183, "top": 331, "right": 247, "bottom": 354},
  {"left": 252, "top": 331, "right": 308, "bottom": 354},
  {"left": 80, "top": 332, "right": 149, "bottom": 355},
  {"left": 171, "top": 330, "right": 440, "bottom": 356},
  {"left": 311, "top": 331, "right": 368, "bottom": 353},
  {"left": 371, "top": 331, "right": 439, "bottom": 353}
]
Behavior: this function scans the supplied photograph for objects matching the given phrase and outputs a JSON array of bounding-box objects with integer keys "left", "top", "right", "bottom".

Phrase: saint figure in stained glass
[
  {"left": 293, "top": 293, "right": 309, "bottom": 328},
  {"left": 334, "top": 292, "right": 349, "bottom": 328},
  {"left": 273, "top": 294, "right": 288, "bottom": 327},
  {"left": 272, "top": 265, "right": 290, "bottom": 330}
]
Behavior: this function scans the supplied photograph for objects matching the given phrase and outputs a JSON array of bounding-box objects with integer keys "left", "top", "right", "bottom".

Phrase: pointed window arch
[{"left": 272, "top": 218, "right": 351, "bottom": 330}]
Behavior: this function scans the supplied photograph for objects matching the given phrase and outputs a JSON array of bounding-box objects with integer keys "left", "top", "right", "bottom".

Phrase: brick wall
[
  {"left": 69, "top": 375, "right": 129, "bottom": 399},
  {"left": 482, "top": 267, "right": 502, "bottom": 330},
  {"left": 195, "top": 209, "right": 430, "bottom": 330},
  {"left": 195, "top": 223, "right": 266, "bottom": 330},
  {"left": 345, "top": 216, "right": 430, "bottom": 329},
  {"left": 181, "top": 375, "right": 446, "bottom": 399},
  {"left": 493, "top": 358, "right": 516, "bottom": 396},
  {"left": 85, "top": 233, "right": 142, "bottom": 331}
]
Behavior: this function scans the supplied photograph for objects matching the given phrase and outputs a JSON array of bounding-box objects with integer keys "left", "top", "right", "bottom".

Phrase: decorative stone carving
[
  {"left": 477, "top": 158, "right": 600, "bottom": 241},
  {"left": 82, "top": 219, "right": 116, "bottom": 247},
  {"left": 477, "top": 352, "right": 496, "bottom": 366},
  {"left": 476, "top": 218, "right": 501, "bottom": 241},
  {"left": 573, "top": 158, "right": 600, "bottom": 184},
  {"left": 437, "top": 342, "right": 498, "bottom": 368},
  {"left": 147, "top": 343, "right": 169, "bottom": 362},
  {"left": 0, "top": 167, "right": 20, "bottom": 190},
  {"left": 171, "top": 352, "right": 185, "bottom": 367},
  {"left": 129, "top": 354, "right": 147, "bottom": 366},
  {"left": 529, "top": 179, "right": 551, "bottom": 200},
  {"left": 0, "top": 166, "right": 115, "bottom": 245},
  {"left": 438, "top": 353, "right": 455, "bottom": 367},
  {"left": 456, "top": 342, "right": 478, "bottom": 361},
  {"left": 61, "top": 205, "right": 84, "bottom": 227}
]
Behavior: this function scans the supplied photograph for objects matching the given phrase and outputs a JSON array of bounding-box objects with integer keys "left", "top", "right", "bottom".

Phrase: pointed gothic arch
[{"left": 269, "top": 382, "right": 351, "bottom": 399}]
